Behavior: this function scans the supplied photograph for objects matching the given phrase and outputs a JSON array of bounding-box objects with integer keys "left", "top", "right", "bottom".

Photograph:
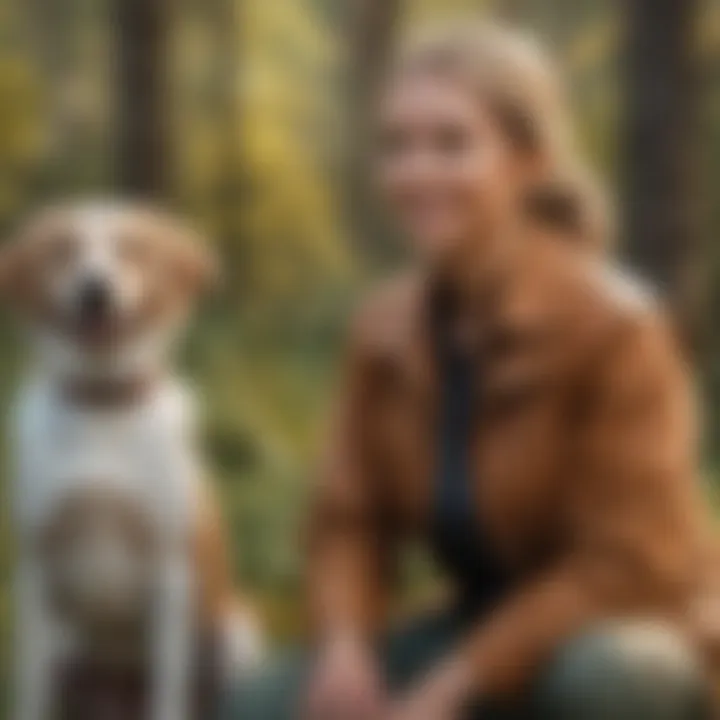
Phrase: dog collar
[{"left": 60, "top": 374, "right": 159, "bottom": 408}]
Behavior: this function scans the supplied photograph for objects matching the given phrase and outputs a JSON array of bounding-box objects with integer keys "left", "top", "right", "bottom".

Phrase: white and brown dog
[{"left": 1, "top": 201, "right": 261, "bottom": 720}]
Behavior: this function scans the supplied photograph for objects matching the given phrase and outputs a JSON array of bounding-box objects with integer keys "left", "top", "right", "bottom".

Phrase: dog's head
[{"left": 0, "top": 201, "right": 217, "bottom": 357}]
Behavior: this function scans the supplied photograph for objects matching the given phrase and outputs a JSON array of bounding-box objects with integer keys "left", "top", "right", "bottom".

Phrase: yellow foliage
[{"left": 174, "top": 0, "right": 351, "bottom": 313}]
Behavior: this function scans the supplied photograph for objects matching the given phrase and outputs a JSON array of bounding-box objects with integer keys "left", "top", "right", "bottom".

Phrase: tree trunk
[
  {"left": 213, "top": 0, "right": 243, "bottom": 240},
  {"left": 494, "top": 0, "right": 528, "bottom": 23},
  {"left": 347, "top": 0, "right": 402, "bottom": 115},
  {"left": 623, "top": 0, "right": 702, "bottom": 349},
  {"left": 113, "top": 0, "right": 170, "bottom": 198},
  {"left": 344, "top": 0, "right": 402, "bottom": 258}
]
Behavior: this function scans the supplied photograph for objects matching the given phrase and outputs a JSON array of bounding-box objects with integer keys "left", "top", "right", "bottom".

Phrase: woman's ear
[{"left": 517, "top": 145, "right": 553, "bottom": 188}]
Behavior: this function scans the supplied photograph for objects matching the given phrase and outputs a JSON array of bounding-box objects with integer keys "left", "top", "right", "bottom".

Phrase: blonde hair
[{"left": 392, "top": 21, "right": 609, "bottom": 248}]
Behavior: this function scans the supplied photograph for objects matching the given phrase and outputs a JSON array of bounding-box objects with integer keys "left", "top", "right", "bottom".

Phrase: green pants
[{"left": 224, "top": 611, "right": 712, "bottom": 719}]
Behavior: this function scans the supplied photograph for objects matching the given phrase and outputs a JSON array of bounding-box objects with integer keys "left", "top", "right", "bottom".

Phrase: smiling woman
[{"left": 226, "top": 20, "right": 716, "bottom": 720}]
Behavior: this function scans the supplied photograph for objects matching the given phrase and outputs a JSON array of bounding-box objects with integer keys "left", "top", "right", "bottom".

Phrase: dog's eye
[{"left": 44, "top": 233, "right": 77, "bottom": 268}]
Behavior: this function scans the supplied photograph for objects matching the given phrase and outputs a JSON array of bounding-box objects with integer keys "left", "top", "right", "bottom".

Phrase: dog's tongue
[{"left": 76, "top": 315, "right": 116, "bottom": 346}]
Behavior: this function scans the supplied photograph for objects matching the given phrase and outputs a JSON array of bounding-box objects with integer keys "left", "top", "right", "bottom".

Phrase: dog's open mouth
[
  {"left": 70, "top": 309, "right": 122, "bottom": 348},
  {"left": 74, "top": 314, "right": 118, "bottom": 346}
]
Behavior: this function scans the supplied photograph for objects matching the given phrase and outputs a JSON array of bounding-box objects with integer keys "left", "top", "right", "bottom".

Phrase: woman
[{"left": 231, "top": 22, "right": 714, "bottom": 720}]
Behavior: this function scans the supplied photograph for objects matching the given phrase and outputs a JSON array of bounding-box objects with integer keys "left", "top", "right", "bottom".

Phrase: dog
[{"left": 1, "top": 201, "right": 261, "bottom": 720}]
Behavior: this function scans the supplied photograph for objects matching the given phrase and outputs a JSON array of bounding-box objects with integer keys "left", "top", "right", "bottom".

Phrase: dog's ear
[
  {"left": 173, "top": 231, "right": 220, "bottom": 296},
  {"left": 0, "top": 234, "right": 32, "bottom": 306},
  {"left": 150, "top": 212, "right": 220, "bottom": 296},
  {"left": 0, "top": 207, "right": 71, "bottom": 308}
]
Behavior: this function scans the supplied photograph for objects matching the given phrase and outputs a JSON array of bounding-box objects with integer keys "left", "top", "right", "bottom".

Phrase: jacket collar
[{"left": 372, "top": 227, "right": 595, "bottom": 410}]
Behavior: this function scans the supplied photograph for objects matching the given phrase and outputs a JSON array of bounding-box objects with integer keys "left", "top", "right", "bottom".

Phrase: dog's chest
[
  {"left": 15, "top": 379, "right": 198, "bottom": 527},
  {"left": 15, "top": 380, "right": 199, "bottom": 628},
  {"left": 43, "top": 409, "right": 162, "bottom": 483},
  {"left": 39, "top": 486, "right": 160, "bottom": 629}
]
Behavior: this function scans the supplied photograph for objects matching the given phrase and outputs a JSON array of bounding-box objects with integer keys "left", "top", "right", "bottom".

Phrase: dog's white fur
[{"left": 5, "top": 202, "right": 261, "bottom": 720}]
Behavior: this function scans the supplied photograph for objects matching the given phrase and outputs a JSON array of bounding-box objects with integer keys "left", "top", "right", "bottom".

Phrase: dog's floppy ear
[
  {"left": 0, "top": 207, "right": 70, "bottom": 307},
  {"left": 150, "top": 211, "right": 220, "bottom": 296},
  {"left": 173, "top": 230, "right": 220, "bottom": 296},
  {"left": 0, "top": 233, "right": 33, "bottom": 306}
]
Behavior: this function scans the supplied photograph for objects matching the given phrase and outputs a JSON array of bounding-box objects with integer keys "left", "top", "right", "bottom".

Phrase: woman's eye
[{"left": 434, "top": 126, "right": 471, "bottom": 156}]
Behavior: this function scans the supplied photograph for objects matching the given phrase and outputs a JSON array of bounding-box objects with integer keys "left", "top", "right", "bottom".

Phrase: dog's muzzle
[{"left": 77, "top": 277, "right": 112, "bottom": 323}]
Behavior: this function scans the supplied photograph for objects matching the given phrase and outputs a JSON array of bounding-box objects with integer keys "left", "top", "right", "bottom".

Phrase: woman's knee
[
  {"left": 533, "top": 622, "right": 712, "bottom": 720},
  {"left": 220, "top": 651, "right": 310, "bottom": 720}
]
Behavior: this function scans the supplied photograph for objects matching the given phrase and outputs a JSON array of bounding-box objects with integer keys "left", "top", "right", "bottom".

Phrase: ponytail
[{"left": 523, "top": 167, "right": 611, "bottom": 250}]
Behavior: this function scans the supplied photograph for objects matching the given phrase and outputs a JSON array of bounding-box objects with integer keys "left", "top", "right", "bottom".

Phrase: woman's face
[{"left": 376, "top": 72, "right": 525, "bottom": 265}]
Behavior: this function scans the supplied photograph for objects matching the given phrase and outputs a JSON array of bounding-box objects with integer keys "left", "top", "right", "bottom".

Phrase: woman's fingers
[{"left": 304, "top": 636, "right": 385, "bottom": 720}]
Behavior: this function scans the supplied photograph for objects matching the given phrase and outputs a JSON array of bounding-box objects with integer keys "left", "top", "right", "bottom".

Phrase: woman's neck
[{"left": 435, "top": 217, "right": 522, "bottom": 322}]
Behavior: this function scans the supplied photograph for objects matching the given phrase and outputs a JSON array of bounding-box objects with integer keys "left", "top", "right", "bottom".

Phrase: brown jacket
[{"left": 308, "top": 226, "right": 714, "bottom": 697}]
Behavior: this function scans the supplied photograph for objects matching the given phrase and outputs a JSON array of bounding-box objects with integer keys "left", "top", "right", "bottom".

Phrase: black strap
[{"left": 430, "top": 293, "right": 511, "bottom": 615}]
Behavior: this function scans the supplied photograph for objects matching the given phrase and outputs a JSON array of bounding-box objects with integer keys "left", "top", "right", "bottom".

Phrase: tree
[
  {"left": 493, "top": 0, "right": 528, "bottom": 22},
  {"left": 22, "top": 0, "right": 109, "bottom": 195},
  {"left": 113, "top": 0, "right": 170, "bottom": 197},
  {"left": 343, "top": 0, "right": 402, "bottom": 258},
  {"left": 623, "top": 0, "right": 703, "bottom": 349}
]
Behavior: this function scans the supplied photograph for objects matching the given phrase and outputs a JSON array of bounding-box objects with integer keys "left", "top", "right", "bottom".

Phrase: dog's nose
[{"left": 78, "top": 278, "right": 111, "bottom": 320}]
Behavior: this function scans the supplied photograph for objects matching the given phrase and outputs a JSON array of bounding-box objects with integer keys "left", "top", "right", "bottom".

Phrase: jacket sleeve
[
  {"left": 458, "top": 312, "right": 704, "bottom": 698},
  {"left": 306, "top": 313, "right": 396, "bottom": 641}
]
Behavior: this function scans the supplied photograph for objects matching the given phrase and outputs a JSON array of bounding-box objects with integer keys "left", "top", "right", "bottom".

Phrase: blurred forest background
[{"left": 0, "top": 0, "right": 719, "bottom": 699}]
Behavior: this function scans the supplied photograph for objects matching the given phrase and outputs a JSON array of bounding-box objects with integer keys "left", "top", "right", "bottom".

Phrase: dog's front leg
[
  {"left": 13, "top": 553, "right": 55, "bottom": 720},
  {"left": 151, "top": 545, "right": 195, "bottom": 720}
]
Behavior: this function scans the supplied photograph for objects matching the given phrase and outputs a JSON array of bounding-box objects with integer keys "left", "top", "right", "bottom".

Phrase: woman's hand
[
  {"left": 304, "top": 635, "right": 385, "bottom": 720},
  {"left": 384, "top": 656, "right": 474, "bottom": 720}
]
